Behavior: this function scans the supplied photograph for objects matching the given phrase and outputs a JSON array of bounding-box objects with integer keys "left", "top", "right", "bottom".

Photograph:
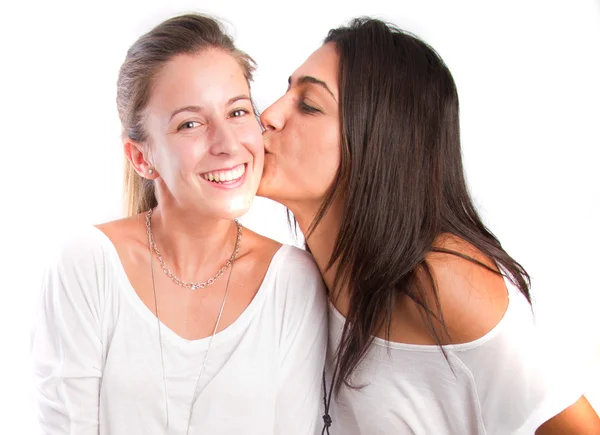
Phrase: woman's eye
[
  {"left": 299, "top": 101, "right": 320, "bottom": 114},
  {"left": 230, "top": 109, "right": 249, "bottom": 118},
  {"left": 178, "top": 121, "right": 200, "bottom": 131}
]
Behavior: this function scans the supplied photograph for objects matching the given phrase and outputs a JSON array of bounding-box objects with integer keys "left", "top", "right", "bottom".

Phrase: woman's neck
[{"left": 148, "top": 204, "right": 239, "bottom": 283}]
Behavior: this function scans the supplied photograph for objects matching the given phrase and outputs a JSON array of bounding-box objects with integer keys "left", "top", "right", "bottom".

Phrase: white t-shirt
[
  {"left": 32, "top": 227, "right": 328, "bottom": 435},
  {"left": 326, "top": 276, "right": 585, "bottom": 435}
]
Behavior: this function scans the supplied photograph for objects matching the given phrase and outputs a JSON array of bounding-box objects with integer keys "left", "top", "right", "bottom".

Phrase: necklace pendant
[{"left": 190, "top": 284, "right": 197, "bottom": 291}]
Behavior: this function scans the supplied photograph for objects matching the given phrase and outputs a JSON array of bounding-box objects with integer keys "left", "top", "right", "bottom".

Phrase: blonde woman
[{"left": 32, "top": 14, "right": 327, "bottom": 435}]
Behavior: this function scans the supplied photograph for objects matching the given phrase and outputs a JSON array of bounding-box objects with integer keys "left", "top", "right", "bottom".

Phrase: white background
[{"left": 0, "top": 0, "right": 598, "bottom": 431}]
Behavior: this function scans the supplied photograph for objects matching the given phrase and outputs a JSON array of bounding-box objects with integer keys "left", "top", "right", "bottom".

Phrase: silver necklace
[
  {"left": 146, "top": 208, "right": 241, "bottom": 291},
  {"left": 147, "top": 209, "right": 241, "bottom": 432}
]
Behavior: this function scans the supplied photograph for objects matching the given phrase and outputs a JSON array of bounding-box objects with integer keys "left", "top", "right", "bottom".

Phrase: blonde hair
[
  {"left": 117, "top": 14, "right": 256, "bottom": 216},
  {"left": 123, "top": 159, "right": 157, "bottom": 216}
]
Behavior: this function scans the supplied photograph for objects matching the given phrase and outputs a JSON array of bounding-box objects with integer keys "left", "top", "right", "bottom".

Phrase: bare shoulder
[
  {"left": 231, "top": 226, "right": 283, "bottom": 282},
  {"left": 95, "top": 214, "right": 144, "bottom": 240},
  {"left": 238, "top": 226, "right": 282, "bottom": 263},
  {"left": 421, "top": 234, "right": 509, "bottom": 344},
  {"left": 239, "top": 227, "right": 324, "bottom": 291},
  {"left": 94, "top": 214, "right": 147, "bottom": 258}
]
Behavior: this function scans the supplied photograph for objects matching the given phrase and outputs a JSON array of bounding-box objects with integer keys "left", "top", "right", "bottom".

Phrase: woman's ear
[{"left": 124, "top": 139, "right": 158, "bottom": 179}]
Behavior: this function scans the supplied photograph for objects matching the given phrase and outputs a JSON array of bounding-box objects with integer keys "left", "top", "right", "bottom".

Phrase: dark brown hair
[
  {"left": 312, "top": 18, "right": 531, "bottom": 392},
  {"left": 117, "top": 14, "right": 256, "bottom": 216}
]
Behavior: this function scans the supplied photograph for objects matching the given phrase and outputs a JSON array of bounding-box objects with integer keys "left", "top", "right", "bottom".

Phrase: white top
[
  {"left": 32, "top": 227, "right": 328, "bottom": 435},
  {"left": 326, "top": 276, "right": 585, "bottom": 435}
]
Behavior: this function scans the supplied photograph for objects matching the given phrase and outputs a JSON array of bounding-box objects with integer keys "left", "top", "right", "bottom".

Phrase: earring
[{"left": 148, "top": 168, "right": 154, "bottom": 175}]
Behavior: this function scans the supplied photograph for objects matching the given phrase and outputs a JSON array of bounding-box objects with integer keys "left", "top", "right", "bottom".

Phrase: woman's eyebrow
[{"left": 288, "top": 75, "right": 337, "bottom": 102}]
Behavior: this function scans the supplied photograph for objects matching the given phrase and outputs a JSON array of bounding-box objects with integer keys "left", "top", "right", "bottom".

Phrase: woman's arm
[
  {"left": 535, "top": 396, "right": 600, "bottom": 434},
  {"left": 32, "top": 235, "right": 105, "bottom": 434}
]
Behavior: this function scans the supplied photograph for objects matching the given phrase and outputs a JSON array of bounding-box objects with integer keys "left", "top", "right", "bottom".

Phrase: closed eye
[{"left": 299, "top": 101, "right": 321, "bottom": 114}]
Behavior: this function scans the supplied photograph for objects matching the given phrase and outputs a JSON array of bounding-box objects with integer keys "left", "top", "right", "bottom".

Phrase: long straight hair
[{"left": 309, "top": 18, "right": 531, "bottom": 392}]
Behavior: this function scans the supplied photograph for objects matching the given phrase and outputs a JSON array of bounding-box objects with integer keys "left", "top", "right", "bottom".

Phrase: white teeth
[{"left": 201, "top": 164, "right": 245, "bottom": 183}]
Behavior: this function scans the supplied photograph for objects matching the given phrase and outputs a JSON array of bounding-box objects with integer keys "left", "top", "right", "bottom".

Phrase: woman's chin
[{"left": 221, "top": 197, "right": 254, "bottom": 220}]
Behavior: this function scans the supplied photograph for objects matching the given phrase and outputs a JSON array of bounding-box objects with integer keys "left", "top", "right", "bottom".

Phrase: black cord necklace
[{"left": 321, "top": 363, "right": 338, "bottom": 435}]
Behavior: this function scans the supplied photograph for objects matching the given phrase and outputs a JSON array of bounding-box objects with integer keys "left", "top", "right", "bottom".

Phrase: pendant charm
[{"left": 190, "top": 285, "right": 197, "bottom": 291}]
